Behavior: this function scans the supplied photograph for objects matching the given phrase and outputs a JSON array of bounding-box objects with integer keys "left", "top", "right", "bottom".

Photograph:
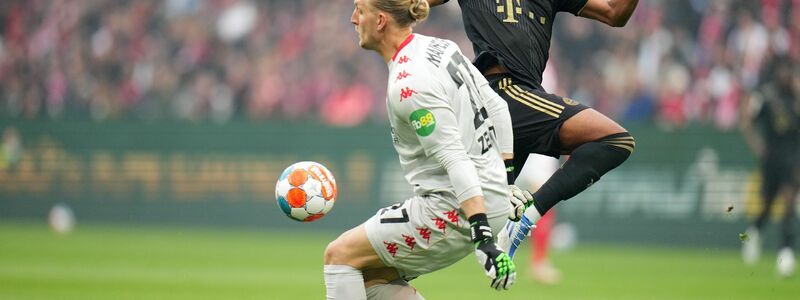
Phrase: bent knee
[
  {"left": 599, "top": 131, "right": 635, "bottom": 156},
  {"left": 324, "top": 239, "right": 349, "bottom": 265}
]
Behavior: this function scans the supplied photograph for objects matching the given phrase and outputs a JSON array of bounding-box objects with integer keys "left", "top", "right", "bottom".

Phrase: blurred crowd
[
  {"left": 549, "top": 0, "right": 800, "bottom": 130},
  {"left": 0, "top": 0, "right": 799, "bottom": 129}
]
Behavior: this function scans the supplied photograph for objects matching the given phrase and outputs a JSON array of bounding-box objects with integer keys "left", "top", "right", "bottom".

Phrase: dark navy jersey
[
  {"left": 752, "top": 83, "right": 800, "bottom": 158},
  {"left": 453, "top": 0, "right": 588, "bottom": 91}
]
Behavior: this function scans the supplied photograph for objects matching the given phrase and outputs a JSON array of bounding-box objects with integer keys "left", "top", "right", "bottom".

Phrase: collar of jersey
[{"left": 391, "top": 34, "right": 415, "bottom": 62}]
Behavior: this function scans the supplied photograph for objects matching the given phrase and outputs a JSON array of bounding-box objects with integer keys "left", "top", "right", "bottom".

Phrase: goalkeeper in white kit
[{"left": 323, "top": 0, "right": 534, "bottom": 299}]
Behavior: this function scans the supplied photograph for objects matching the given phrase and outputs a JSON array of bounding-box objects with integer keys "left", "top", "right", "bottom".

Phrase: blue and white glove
[
  {"left": 470, "top": 213, "right": 516, "bottom": 290},
  {"left": 508, "top": 185, "right": 533, "bottom": 222}
]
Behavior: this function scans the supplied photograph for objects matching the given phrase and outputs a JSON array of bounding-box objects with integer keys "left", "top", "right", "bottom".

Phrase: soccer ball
[{"left": 275, "top": 161, "right": 337, "bottom": 222}]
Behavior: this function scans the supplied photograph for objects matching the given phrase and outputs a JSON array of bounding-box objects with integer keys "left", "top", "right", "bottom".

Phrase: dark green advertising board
[{"left": 0, "top": 120, "right": 781, "bottom": 248}]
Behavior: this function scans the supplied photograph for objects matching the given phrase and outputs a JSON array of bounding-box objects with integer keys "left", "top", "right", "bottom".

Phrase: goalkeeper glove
[
  {"left": 508, "top": 185, "right": 534, "bottom": 222},
  {"left": 470, "top": 213, "right": 516, "bottom": 290}
]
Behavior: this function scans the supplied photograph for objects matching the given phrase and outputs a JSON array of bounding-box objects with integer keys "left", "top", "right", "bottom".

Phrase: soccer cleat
[
  {"left": 531, "top": 261, "right": 561, "bottom": 285},
  {"left": 742, "top": 226, "right": 761, "bottom": 265},
  {"left": 777, "top": 247, "right": 796, "bottom": 278},
  {"left": 497, "top": 215, "right": 535, "bottom": 259}
]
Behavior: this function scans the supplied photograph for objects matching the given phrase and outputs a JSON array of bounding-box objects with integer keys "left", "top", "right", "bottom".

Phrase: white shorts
[{"left": 364, "top": 193, "right": 507, "bottom": 280}]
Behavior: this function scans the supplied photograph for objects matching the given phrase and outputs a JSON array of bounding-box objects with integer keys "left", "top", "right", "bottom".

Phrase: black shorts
[{"left": 485, "top": 74, "right": 588, "bottom": 170}]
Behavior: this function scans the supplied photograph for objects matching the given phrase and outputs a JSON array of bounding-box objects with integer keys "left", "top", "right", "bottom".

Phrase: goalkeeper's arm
[
  {"left": 425, "top": 120, "right": 516, "bottom": 290},
  {"left": 462, "top": 196, "right": 517, "bottom": 290}
]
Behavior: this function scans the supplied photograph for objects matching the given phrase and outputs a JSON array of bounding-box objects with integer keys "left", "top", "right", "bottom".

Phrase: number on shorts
[{"left": 379, "top": 203, "right": 409, "bottom": 224}]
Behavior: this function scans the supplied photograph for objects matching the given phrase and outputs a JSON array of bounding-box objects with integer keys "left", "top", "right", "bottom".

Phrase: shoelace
[{"left": 506, "top": 215, "right": 536, "bottom": 258}]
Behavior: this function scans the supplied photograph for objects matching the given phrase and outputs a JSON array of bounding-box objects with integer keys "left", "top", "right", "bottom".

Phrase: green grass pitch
[{"left": 1, "top": 221, "right": 797, "bottom": 299}]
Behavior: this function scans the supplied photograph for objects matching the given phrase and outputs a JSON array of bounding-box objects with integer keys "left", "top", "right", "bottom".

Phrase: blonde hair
[{"left": 372, "top": 0, "right": 429, "bottom": 27}]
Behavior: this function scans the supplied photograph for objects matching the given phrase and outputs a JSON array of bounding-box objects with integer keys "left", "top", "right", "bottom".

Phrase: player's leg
[
  {"left": 530, "top": 108, "right": 633, "bottom": 218},
  {"left": 754, "top": 163, "right": 781, "bottom": 231},
  {"left": 325, "top": 228, "right": 425, "bottom": 299},
  {"left": 324, "top": 225, "right": 388, "bottom": 300},
  {"left": 513, "top": 153, "right": 561, "bottom": 282},
  {"left": 776, "top": 181, "right": 798, "bottom": 277},
  {"left": 779, "top": 183, "right": 797, "bottom": 251},
  {"left": 530, "top": 210, "right": 560, "bottom": 284},
  {"left": 531, "top": 213, "right": 553, "bottom": 264},
  {"left": 743, "top": 163, "right": 781, "bottom": 264},
  {"left": 490, "top": 76, "right": 633, "bottom": 257},
  {"left": 353, "top": 194, "right": 507, "bottom": 298},
  {"left": 489, "top": 76, "right": 565, "bottom": 256},
  {"left": 365, "top": 275, "right": 426, "bottom": 300}
]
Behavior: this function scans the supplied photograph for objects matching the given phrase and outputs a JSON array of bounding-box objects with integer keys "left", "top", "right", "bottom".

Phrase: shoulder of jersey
[
  {"left": 402, "top": 34, "right": 456, "bottom": 71},
  {"left": 389, "top": 35, "right": 457, "bottom": 100}
]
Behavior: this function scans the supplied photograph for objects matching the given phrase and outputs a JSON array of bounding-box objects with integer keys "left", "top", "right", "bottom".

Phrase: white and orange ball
[{"left": 275, "top": 161, "right": 337, "bottom": 222}]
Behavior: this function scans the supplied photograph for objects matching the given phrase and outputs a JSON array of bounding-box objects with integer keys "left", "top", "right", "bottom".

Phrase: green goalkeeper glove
[{"left": 470, "top": 213, "right": 516, "bottom": 290}]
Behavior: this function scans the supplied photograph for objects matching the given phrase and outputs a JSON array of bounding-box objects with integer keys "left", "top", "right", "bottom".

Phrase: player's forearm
[
  {"left": 739, "top": 118, "right": 765, "bottom": 158},
  {"left": 431, "top": 142, "right": 484, "bottom": 202},
  {"left": 476, "top": 83, "right": 514, "bottom": 159},
  {"left": 484, "top": 93, "right": 514, "bottom": 156},
  {"left": 606, "top": 0, "right": 638, "bottom": 27},
  {"left": 580, "top": 0, "right": 639, "bottom": 27},
  {"left": 739, "top": 95, "right": 765, "bottom": 158},
  {"left": 460, "top": 195, "right": 487, "bottom": 219}
]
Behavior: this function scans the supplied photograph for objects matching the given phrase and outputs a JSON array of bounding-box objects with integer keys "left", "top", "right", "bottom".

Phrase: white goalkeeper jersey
[{"left": 385, "top": 34, "right": 513, "bottom": 218}]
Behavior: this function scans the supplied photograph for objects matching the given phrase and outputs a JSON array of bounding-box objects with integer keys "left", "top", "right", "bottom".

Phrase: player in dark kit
[
  {"left": 429, "top": 0, "right": 639, "bottom": 258},
  {"left": 740, "top": 55, "right": 799, "bottom": 277}
]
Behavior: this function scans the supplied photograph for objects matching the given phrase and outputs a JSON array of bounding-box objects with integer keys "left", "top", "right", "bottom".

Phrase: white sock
[
  {"left": 524, "top": 207, "right": 542, "bottom": 224},
  {"left": 324, "top": 265, "right": 366, "bottom": 300}
]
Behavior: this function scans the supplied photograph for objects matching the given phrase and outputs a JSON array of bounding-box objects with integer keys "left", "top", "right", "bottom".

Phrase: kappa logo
[
  {"left": 416, "top": 227, "right": 432, "bottom": 243},
  {"left": 432, "top": 217, "right": 447, "bottom": 232},
  {"left": 384, "top": 241, "right": 398, "bottom": 257},
  {"left": 402, "top": 234, "right": 416, "bottom": 250},
  {"left": 399, "top": 87, "right": 416, "bottom": 102},
  {"left": 444, "top": 210, "right": 459, "bottom": 223},
  {"left": 397, "top": 55, "right": 410, "bottom": 64},
  {"left": 395, "top": 71, "right": 411, "bottom": 82}
]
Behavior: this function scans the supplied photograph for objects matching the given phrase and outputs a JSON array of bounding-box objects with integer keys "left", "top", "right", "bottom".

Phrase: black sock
[{"left": 532, "top": 132, "right": 635, "bottom": 215}]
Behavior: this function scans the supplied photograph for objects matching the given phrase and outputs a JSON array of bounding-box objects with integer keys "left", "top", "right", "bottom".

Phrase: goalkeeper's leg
[
  {"left": 324, "top": 225, "right": 388, "bottom": 300},
  {"left": 365, "top": 274, "right": 425, "bottom": 300}
]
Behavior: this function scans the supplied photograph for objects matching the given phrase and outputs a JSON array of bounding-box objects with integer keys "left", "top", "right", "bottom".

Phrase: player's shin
[
  {"left": 324, "top": 265, "right": 367, "bottom": 300},
  {"left": 532, "top": 132, "right": 634, "bottom": 215},
  {"left": 523, "top": 206, "right": 543, "bottom": 224}
]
